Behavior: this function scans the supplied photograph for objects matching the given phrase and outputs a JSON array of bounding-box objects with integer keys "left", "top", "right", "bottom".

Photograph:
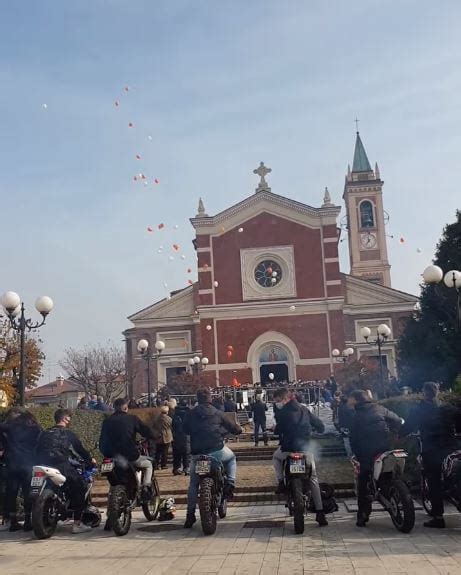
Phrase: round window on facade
[{"left": 254, "top": 260, "right": 283, "bottom": 288}]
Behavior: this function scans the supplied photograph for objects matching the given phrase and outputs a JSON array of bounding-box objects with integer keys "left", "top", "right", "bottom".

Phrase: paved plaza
[{"left": 1, "top": 504, "right": 461, "bottom": 575}]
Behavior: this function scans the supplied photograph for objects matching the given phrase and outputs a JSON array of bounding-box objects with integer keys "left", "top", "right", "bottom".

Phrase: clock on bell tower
[{"left": 343, "top": 131, "right": 391, "bottom": 287}]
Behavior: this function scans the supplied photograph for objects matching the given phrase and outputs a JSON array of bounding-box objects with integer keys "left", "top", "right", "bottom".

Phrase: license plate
[
  {"left": 289, "top": 463, "right": 306, "bottom": 474},
  {"left": 101, "top": 462, "right": 114, "bottom": 473},
  {"left": 31, "top": 476, "right": 44, "bottom": 487},
  {"left": 392, "top": 451, "right": 407, "bottom": 458},
  {"left": 196, "top": 460, "right": 211, "bottom": 474}
]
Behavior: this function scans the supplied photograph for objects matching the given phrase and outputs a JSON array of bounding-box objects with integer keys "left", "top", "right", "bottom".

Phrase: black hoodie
[
  {"left": 274, "top": 400, "right": 324, "bottom": 452},
  {"left": 183, "top": 403, "right": 242, "bottom": 455}
]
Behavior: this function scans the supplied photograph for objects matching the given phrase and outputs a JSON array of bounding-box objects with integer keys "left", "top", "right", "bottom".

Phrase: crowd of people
[{"left": 1, "top": 380, "right": 460, "bottom": 537}]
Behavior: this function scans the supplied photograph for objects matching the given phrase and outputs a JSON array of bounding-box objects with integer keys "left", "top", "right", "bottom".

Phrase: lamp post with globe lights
[
  {"left": 360, "top": 324, "right": 392, "bottom": 398},
  {"left": 137, "top": 339, "right": 166, "bottom": 407},
  {"left": 331, "top": 347, "right": 355, "bottom": 364},
  {"left": 187, "top": 355, "right": 209, "bottom": 376},
  {"left": 422, "top": 265, "right": 461, "bottom": 331},
  {"left": 1, "top": 291, "right": 54, "bottom": 406}
]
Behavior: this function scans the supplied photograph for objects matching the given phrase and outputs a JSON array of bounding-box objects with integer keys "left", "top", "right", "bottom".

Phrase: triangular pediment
[
  {"left": 191, "top": 190, "right": 341, "bottom": 233},
  {"left": 128, "top": 285, "right": 195, "bottom": 324},
  {"left": 344, "top": 274, "right": 418, "bottom": 306}
]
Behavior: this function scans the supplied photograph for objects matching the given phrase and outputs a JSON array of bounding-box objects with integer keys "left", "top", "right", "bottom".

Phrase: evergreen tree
[{"left": 398, "top": 210, "right": 461, "bottom": 390}]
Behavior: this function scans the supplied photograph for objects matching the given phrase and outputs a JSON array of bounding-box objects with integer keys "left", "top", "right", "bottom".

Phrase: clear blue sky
[{"left": 1, "top": 1, "right": 460, "bottom": 382}]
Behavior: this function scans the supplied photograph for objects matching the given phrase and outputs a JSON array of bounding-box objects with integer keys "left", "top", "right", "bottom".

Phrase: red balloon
[{"left": 266, "top": 267, "right": 273, "bottom": 276}]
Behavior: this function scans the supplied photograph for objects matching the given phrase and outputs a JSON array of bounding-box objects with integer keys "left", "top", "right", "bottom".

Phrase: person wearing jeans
[
  {"left": 182, "top": 387, "right": 242, "bottom": 528},
  {"left": 186, "top": 446, "right": 237, "bottom": 517},
  {"left": 271, "top": 388, "right": 328, "bottom": 527}
]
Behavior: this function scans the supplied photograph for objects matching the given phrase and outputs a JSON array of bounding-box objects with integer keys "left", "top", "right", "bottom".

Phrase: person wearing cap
[
  {"left": 401, "top": 382, "right": 461, "bottom": 528},
  {"left": 182, "top": 387, "right": 242, "bottom": 528}
]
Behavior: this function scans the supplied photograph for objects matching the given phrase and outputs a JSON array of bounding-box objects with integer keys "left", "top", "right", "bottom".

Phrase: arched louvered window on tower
[{"left": 359, "top": 200, "right": 375, "bottom": 228}]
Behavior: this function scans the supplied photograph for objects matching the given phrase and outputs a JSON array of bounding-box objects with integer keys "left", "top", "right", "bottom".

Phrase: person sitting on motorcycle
[
  {"left": 35, "top": 408, "right": 96, "bottom": 534},
  {"left": 401, "top": 381, "right": 461, "bottom": 528},
  {"left": 0, "top": 409, "right": 42, "bottom": 532},
  {"left": 99, "top": 397, "right": 157, "bottom": 501},
  {"left": 349, "top": 389, "right": 403, "bottom": 527},
  {"left": 182, "top": 387, "right": 242, "bottom": 528},
  {"left": 272, "top": 388, "right": 328, "bottom": 527}
]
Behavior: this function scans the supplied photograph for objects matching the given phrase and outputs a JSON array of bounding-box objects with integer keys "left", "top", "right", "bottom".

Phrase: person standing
[
  {"left": 349, "top": 389, "right": 403, "bottom": 527},
  {"left": 171, "top": 400, "right": 191, "bottom": 475},
  {"left": 223, "top": 393, "right": 237, "bottom": 413},
  {"left": 0, "top": 410, "right": 41, "bottom": 532},
  {"left": 401, "top": 382, "right": 461, "bottom": 528},
  {"left": 94, "top": 396, "right": 110, "bottom": 412},
  {"left": 252, "top": 395, "right": 268, "bottom": 446},
  {"left": 155, "top": 405, "right": 173, "bottom": 470}
]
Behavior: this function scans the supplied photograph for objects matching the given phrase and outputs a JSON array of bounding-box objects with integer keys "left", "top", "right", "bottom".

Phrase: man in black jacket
[
  {"left": 0, "top": 409, "right": 41, "bottom": 531},
  {"left": 349, "top": 389, "right": 403, "bottom": 527},
  {"left": 251, "top": 395, "right": 268, "bottom": 446},
  {"left": 401, "top": 382, "right": 461, "bottom": 528},
  {"left": 182, "top": 387, "right": 242, "bottom": 528},
  {"left": 172, "top": 400, "right": 191, "bottom": 475},
  {"left": 99, "top": 398, "right": 156, "bottom": 498},
  {"left": 35, "top": 409, "right": 96, "bottom": 534},
  {"left": 272, "top": 388, "right": 328, "bottom": 527}
]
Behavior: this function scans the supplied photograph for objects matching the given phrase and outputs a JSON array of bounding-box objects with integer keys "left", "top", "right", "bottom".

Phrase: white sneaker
[{"left": 72, "top": 523, "right": 92, "bottom": 534}]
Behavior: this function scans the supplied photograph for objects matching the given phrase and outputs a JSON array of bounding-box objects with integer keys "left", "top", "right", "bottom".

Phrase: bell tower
[{"left": 343, "top": 131, "right": 391, "bottom": 287}]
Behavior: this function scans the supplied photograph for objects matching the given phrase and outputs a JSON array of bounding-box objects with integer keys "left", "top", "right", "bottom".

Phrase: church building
[{"left": 124, "top": 133, "right": 417, "bottom": 398}]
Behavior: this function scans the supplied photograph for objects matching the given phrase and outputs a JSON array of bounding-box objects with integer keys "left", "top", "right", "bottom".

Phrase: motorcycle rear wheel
[
  {"left": 291, "top": 478, "right": 305, "bottom": 534},
  {"left": 32, "top": 488, "right": 59, "bottom": 539},
  {"left": 389, "top": 479, "right": 415, "bottom": 533},
  {"left": 142, "top": 477, "right": 161, "bottom": 521},
  {"left": 108, "top": 485, "right": 132, "bottom": 536},
  {"left": 199, "top": 477, "right": 217, "bottom": 535}
]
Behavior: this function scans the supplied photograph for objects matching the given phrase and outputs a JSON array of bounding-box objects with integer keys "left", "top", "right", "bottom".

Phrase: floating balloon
[
  {"left": 271, "top": 277, "right": 277, "bottom": 284},
  {"left": 136, "top": 154, "right": 141, "bottom": 160},
  {"left": 168, "top": 256, "right": 174, "bottom": 261},
  {"left": 141, "top": 174, "right": 146, "bottom": 180},
  {"left": 114, "top": 101, "right": 119, "bottom": 107},
  {"left": 238, "top": 227, "right": 243, "bottom": 233},
  {"left": 42, "top": 103, "right": 48, "bottom": 109},
  {"left": 206, "top": 325, "right": 212, "bottom": 331},
  {"left": 158, "top": 223, "right": 164, "bottom": 230},
  {"left": 203, "top": 263, "right": 209, "bottom": 269},
  {"left": 133, "top": 176, "right": 138, "bottom": 181},
  {"left": 143, "top": 181, "right": 148, "bottom": 187},
  {"left": 226, "top": 350, "right": 233, "bottom": 360},
  {"left": 154, "top": 178, "right": 160, "bottom": 184},
  {"left": 227, "top": 345, "right": 234, "bottom": 351},
  {"left": 124, "top": 86, "right": 129, "bottom": 92},
  {"left": 416, "top": 248, "right": 422, "bottom": 253},
  {"left": 289, "top": 305, "right": 296, "bottom": 311},
  {"left": 213, "top": 281, "right": 219, "bottom": 288},
  {"left": 148, "top": 135, "right": 153, "bottom": 141},
  {"left": 163, "top": 282, "right": 168, "bottom": 288},
  {"left": 272, "top": 271, "right": 277, "bottom": 277},
  {"left": 147, "top": 226, "right": 153, "bottom": 232},
  {"left": 187, "top": 268, "right": 192, "bottom": 273},
  {"left": 266, "top": 267, "right": 273, "bottom": 275},
  {"left": 128, "top": 122, "right": 133, "bottom": 128},
  {"left": 173, "top": 224, "right": 179, "bottom": 230},
  {"left": 172, "top": 244, "right": 180, "bottom": 251},
  {"left": 180, "top": 254, "right": 186, "bottom": 260},
  {"left": 399, "top": 237, "right": 405, "bottom": 244}
]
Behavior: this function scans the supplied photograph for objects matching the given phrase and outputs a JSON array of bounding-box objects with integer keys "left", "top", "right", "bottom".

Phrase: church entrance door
[{"left": 260, "top": 363, "right": 289, "bottom": 385}]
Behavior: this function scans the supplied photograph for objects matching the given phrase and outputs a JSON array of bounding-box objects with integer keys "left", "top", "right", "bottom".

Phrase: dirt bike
[
  {"left": 30, "top": 458, "right": 100, "bottom": 539},
  {"left": 101, "top": 440, "right": 160, "bottom": 536},
  {"left": 351, "top": 449, "right": 415, "bottom": 533},
  {"left": 283, "top": 452, "right": 313, "bottom": 534},
  {"left": 195, "top": 454, "right": 229, "bottom": 536},
  {"left": 417, "top": 439, "right": 461, "bottom": 516}
]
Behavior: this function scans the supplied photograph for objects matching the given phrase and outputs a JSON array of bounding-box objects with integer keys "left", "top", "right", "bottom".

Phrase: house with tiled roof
[{"left": 26, "top": 375, "right": 84, "bottom": 409}]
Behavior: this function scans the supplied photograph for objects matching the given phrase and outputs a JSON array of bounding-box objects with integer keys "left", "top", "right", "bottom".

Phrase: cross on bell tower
[{"left": 253, "top": 162, "right": 271, "bottom": 193}]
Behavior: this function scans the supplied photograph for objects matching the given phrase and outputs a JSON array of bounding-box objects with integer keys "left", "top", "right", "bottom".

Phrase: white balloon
[
  {"left": 213, "top": 281, "right": 219, "bottom": 288},
  {"left": 148, "top": 135, "right": 153, "bottom": 141},
  {"left": 173, "top": 224, "right": 179, "bottom": 230},
  {"left": 181, "top": 254, "right": 186, "bottom": 260},
  {"left": 206, "top": 325, "right": 212, "bottom": 331},
  {"left": 168, "top": 256, "right": 174, "bottom": 261},
  {"left": 289, "top": 305, "right": 296, "bottom": 311},
  {"left": 42, "top": 103, "right": 48, "bottom": 109},
  {"left": 238, "top": 227, "right": 243, "bottom": 233}
]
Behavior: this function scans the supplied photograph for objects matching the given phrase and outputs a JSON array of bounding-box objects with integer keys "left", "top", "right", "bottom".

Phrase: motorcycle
[
  {"left": 30, "top": 458, "right": 100, "bottom": 539},
  {"left": 351, "top": 449, "right": 415, "bottom": 533},
  {"left": 101, "top": 440, "right": 160, "bottom": 536},
  {"left": 418, "top": 441, "right": 461, "bottom": 515},
  {"left": 195, "top": 454, "right": 229, "bottom": 535},
  {"left": 283, "top": 452, "right": 312, "bottom": 534}
]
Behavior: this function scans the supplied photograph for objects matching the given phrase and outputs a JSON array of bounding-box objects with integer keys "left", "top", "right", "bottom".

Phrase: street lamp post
[
  {"left": 1, "top": 291, "right": 54, "bottom": 406},
  {"left": 360, "top": 324, "right": 392, "bottom": 398},
  {"left": 137, "top": 339, "right": 166, "bottom": 407},
  {"left": 422, "top": 265, "right": 461, "bottom": 331},
  {"left": 331, "top": 347, "right": 355, "bottom": 363},
  {"left": 187, "top": 355, "right": 209, "bottom": 376}
]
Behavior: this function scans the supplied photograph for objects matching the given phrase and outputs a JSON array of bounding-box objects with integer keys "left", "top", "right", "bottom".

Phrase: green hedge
[{"left": 0, "top": 406, "right": 162, "bottom": 465}]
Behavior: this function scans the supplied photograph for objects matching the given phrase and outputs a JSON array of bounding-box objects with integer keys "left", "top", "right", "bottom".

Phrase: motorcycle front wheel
[
  {"left": 291, "top": 478, "right": 305, "bottom": 534},
  {"left": 142, "top": 477, "right": 161, "bottom": 521},
  {"left": 32, "top": 488, "right": 59, "bottom": 539},
  {"left": 389, "top": 479, "right": 415, "bottom": 533},
  {"left": 107, "top": 485, "right": 132, "bottom": 536},
  {"left": 199, "top": 477, "right": 217, "bottom": 535}
]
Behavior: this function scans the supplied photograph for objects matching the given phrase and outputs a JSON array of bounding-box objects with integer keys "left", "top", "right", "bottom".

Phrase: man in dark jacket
[
  {"left": 0, "top": 410, "right": 41, "bottom": 531},
  {"left": 182, "top": 387, "right": 242, "bottom": 528},
  {"left": 349, "top": 389, "right": 403, "bottom": 527},
  {"left": 171, "top": 400, "right": 191, "bottom": 475},
  {"left": 99, "top": 398, "right": 156, "bottom": 498},
  {"left": 35, "top": 408, "right": 96, "bottom": 534},
  {"left": 271, "top": 388, "right": 328, "bottom": 527},
  {"left": 251, "top": 395, "right": 268, "bottom": 446},
  {"left": 401, "top": 382, "right": 461, "bottom": 528},
  {"left": 223, "top": 393, "right": 237, "bottom": 413}
]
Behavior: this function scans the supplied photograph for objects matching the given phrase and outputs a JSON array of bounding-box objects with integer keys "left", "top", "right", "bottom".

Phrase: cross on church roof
[{"left": 253, "top": 161, "right": 271, "bottom": 192}]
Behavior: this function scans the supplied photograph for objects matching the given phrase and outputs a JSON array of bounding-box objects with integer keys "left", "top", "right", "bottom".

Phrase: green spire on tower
[{"left": 352, "top": 132, "right": 372, "bottom": 173}]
